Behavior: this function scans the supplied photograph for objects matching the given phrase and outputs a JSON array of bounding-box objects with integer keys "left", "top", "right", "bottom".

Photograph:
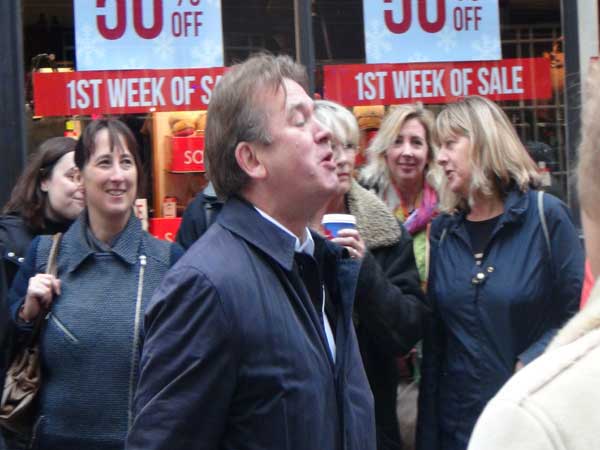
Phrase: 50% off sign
[{"left": 75, "top": 0, "right": 224, "bottom": 71}]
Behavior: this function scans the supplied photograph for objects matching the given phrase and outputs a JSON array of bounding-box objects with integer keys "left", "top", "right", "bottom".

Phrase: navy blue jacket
[
  {"left": 127, "top": 197, "right": 376, "bottom": 450},
  {"left": 417, "top": 189, "right": 584, "bottom": 450}
]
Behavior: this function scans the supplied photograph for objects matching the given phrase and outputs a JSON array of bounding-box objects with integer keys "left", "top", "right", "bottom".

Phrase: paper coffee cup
[{"left": 322, "top": 214, "right": 356, "bottom": 239}]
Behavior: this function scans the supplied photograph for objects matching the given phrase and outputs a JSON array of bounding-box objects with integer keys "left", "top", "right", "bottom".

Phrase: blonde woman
[
  {"left": 467, "top": 58, "right": 600, "bottom": 450},
  {"left": 416, "top": 96, "right": 584, "bottom": 450},
  {"left": 362, "top": 104, "right": 439, "bottom": 287}
]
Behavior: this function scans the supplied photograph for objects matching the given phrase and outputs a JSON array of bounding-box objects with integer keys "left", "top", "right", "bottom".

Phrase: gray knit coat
[{"left": 28, "top": 213, "right": 177, "bottom": 450}]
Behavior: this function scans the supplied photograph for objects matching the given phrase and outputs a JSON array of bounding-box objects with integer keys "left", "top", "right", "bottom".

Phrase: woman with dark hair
[
  {"left": 0, "top": 137, "right": 84, "bottom": 287},
  {"left": 8, "top": 118, "right": 182, "bottom": 450}
]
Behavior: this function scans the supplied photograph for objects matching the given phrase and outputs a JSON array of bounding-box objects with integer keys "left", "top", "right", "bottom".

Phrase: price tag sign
[
  {"left": 74, "top": 0, "right": 223, "bottom": 71},
  {"left": 364, "top": 0, "right": 501, "bottom": 64}
]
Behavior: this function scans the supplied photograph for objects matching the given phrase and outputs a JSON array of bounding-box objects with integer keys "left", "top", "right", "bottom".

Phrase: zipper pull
[{"left": 139, "top": 255, "right": 147, "bottom": 266}]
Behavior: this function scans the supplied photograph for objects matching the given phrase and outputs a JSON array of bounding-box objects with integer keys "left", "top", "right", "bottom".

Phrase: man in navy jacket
[{"left": 126, "top": 54, "right": 376, "bottom": 450}]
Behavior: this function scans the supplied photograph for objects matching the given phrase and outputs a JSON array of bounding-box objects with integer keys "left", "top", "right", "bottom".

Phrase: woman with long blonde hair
[
  {"left": 362, "top": 104, "right": 439, "bottom": 287},
  {"left": 417, "top": 96, "right": 584, "bottom": 450}
]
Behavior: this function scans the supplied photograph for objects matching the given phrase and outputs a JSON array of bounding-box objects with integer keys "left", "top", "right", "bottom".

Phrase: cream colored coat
[{"left": 468, "top": 280, "right": 600, "bottom": 450}]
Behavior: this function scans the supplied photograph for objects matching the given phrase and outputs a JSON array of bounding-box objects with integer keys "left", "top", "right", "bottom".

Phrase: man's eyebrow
[{"left": 286, "top": 101, "right": 311, "bottom": 119}]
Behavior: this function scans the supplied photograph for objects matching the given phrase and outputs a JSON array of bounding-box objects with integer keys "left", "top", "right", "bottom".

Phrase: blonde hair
[
  {"left": 361, "top": 103, "right": 438, "bottom": 191},
  {"left": 314, "top": 99, "right": 359, "bottom": 147},
  {"left": 578, "top": 60, "right": 600, "bottom": 221},
  {"left": 435, "top": 96, "right": 540, "bottom": 213}
]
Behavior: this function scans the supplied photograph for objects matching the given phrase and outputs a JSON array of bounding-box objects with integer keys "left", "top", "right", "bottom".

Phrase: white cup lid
[{"left": 322, "top": 214, "right": 356, "bottom": 224}]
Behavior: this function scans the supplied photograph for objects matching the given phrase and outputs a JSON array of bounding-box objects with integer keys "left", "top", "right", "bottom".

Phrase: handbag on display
[{"left": 0, "top": 232, "right": 62, "bottom": 434}]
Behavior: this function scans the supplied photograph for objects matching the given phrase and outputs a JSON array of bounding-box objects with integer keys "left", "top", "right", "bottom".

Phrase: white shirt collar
[{"left": 254, "top": 206, "right": 315, "bottom": 256}]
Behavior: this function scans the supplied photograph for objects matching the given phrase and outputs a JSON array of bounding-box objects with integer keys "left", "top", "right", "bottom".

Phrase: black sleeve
[
  {"left": 176, "top": 193, "right": 209, "bottom": 250},
  {"left": 354, "top": 226, "right": 428, "bottom": 356},
  {"left": 0, "top": 242, "right": 8, "bottom": 350}
]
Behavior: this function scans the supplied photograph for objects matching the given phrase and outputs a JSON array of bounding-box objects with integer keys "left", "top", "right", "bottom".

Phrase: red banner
[
  {"left": 323, "top": 58, "right": 552, "bottom": 106},
  {"left": 33, "top": 67, "right": 225, "bottom": 117}
]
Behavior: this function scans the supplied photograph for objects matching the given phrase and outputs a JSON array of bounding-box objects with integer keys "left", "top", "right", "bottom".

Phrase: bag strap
[
  {"left": 537, "top": 191, "right": 552, "bottom": 261},
  {"left": 29, "top": 232, "right": 62, "bottom": 344}
]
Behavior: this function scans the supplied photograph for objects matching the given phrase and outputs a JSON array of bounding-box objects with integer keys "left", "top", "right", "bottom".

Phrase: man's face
[{"left": 256, "top": 78, "right": 338, "bottom": 212}]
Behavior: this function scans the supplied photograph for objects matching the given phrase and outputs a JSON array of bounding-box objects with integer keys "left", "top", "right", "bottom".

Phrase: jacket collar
[
  {"left": 346, "top": 180, "right": 402, "bottom": 249},
  {"left": 66, "top": 211, "right": 143, "bottom": 272},
  {"left": 218, "top": 197, "right": 299, "bottom": 271},
  {"left": 219, "top": 197, "right": 352, "bottom": 272},
  {"left": 446, "top": 188, "right": 531, "bottom": 233},
  {"left": 549, "top": 279, "right": 600, "bottom": 350}
]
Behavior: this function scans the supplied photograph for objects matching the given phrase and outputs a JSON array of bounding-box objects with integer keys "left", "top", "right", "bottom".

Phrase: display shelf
[{"left": 151, "top": 111, "right": 208, "bottom": 218}]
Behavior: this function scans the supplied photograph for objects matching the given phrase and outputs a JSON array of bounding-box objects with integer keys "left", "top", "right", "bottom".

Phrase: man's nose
[{"left": 314, "top": 117, "right": 332, "bottom": 145}]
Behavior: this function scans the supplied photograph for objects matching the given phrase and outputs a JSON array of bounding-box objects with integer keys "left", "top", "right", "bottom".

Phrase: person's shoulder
[
  {"left": 497, "top": 326, "right": 600, "bottom": 406},
  {"left": 471, "top": 328, "right": 600, "bottom": 449},
  {"left": 0, "top": 214, "right": 33, "bottom": 245},
  {"left": 176, "top": 223, "right": 248, "bottom": 275},
  {"left": 430, "top": 212, "right": 456, "bottom": 239},
  {"left": 142, "top": 232, "right": 182, "bottom": 266}
]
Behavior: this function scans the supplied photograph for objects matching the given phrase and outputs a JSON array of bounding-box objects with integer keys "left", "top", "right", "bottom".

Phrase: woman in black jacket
[
  {"left": 0, "top": 137, "right": 84, "bottom": 287},
  {"left": 312, "top": 100, "right": 426, "bottom": 450},
  {"left": 0, "top": 136, "right": 84, "bottom": 449}
]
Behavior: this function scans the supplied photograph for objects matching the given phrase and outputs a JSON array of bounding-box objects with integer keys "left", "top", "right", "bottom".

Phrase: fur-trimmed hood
[
  {"left": 346, "top": 180, "right": 402, "bottom": 250},
  {"left": 548, "top": 278, "right": 600, "bottom": 350}
]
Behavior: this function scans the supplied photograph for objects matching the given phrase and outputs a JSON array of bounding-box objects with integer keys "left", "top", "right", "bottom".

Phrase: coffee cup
[{"left": 322, "top": 214, "right": 357, "bottom": 239}]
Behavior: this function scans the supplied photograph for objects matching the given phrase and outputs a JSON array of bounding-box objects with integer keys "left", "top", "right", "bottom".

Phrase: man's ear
[{"left": 235, "top": 142, "right": 267, "bottom": 180}]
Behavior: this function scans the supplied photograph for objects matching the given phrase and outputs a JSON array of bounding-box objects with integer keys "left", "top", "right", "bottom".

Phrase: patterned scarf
[{"left": 393, "top": 182, "right": 438, "bottom": 235}]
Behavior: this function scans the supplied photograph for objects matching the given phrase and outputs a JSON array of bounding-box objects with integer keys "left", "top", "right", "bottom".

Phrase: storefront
[{"left": 1, "top": 0, "right": 597, "bottom": 236}]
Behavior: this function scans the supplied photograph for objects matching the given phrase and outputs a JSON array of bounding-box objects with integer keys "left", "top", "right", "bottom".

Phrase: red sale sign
[
  {"left": 33, "top": 67, "right": 225, "bottom": 117},
  {"left": 170, "top": 136, "right": 205, "bottom": 172},
  {"left": 323, "top": 58, "right": 551, "bottom": 106}
]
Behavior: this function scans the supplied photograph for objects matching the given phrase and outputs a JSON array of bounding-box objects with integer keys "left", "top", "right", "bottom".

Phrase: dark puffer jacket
[{"left": 347, "top": 181, "right": 427, "bottom": 450}]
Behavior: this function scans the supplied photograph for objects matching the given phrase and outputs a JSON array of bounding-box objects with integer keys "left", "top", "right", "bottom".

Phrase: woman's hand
[
  {"left": 19, "top": 274, "right": 61, "bottom": 322},
  {"left": 332, "top": 228, "right": 366, "bottom": 260}
]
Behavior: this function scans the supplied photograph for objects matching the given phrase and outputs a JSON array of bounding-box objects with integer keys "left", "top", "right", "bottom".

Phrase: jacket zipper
[
  {"left": 47, "top": 313, "right": 79, "bottom": 343},
  {"left": 128, "top": 254, "right": 146, "bottom": 429}
]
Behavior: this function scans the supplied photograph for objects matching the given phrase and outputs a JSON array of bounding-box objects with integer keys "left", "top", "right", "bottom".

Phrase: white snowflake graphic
[
  {"left": 153, "top": 33, "right": 176, "bottom": 62},
  {"left": 407, "top": 52, "right": 429, "bottom": 63},
  {"left": 472, "top": 35, "right": 501, "bottom": 61},
  {"left": 204, "top": 0, "right": 221, "bottom": 10},
  {"left": 435, "top": 27, "right": 458, "bottom": 53},
  {"left": 76, "top": 24, "right": 106, "bottom": 67},
  {"left": 190, "top": 39, "right": 223, "bottom": 67},
  {"left": 121, "top": 57, "right": 149, "bottom": 70},
  {"left": 364, "top": 19, "right": 393, "bottom": 63}
]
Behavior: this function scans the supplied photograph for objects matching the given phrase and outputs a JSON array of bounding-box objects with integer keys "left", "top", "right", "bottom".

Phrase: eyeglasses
[{"left": 331, "top": 141, "right": 357, "bottom": 154}]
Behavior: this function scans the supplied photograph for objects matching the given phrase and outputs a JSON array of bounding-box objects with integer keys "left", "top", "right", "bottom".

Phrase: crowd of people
[{"left": 0, "top": 52, "right": 595, "bottom": 450}]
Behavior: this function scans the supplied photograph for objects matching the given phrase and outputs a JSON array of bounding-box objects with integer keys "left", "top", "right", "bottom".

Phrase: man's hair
[
  {"left": 3, "top": 137, "right": 77, "bottom": 231},
  {"left": 434, "top": 96, "right": 540, "bottom": 213},
  {"left": 205, "top": 53, "right": 308, "bottom": 198},
  {"left": 360, "top": 103, "right": 439, "bottom": 193},
  {"left": 579, "top": 60, "right": 600, "bottom": 221}
]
